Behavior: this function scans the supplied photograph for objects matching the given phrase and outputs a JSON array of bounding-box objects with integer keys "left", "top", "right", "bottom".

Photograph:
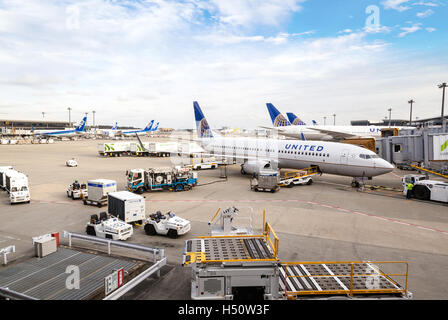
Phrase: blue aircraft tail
[
  {"left": 266, "top": 103, "right": 291, "bottom": 127},
  {"left": 312, "top": 120, "right": 318, "bottom": 126},
  {"left": 75, "top": 117, "right": 87, "bottom": 132},
  {"left": 152, "top": 122, "right": 159, "bottom": 132},
  {"left": 143, "top": 120, "right": 154, "bottom": 132},
  {"left": 286, "top": 112, "right": 306, "bottom": 125},
  {"left": 112, "top": 122, "right": 118, "bottom": 130},
  {"left": 193, "top": 101, "right": 213, "bottom": 139}
]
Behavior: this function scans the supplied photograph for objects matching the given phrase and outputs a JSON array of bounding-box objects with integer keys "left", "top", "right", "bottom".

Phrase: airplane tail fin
[
  {"left": 75, "top": 117, "right": 87, "bottom": 132},
  {"left": 194, "top": 101, "right": 214, "bottom": 139},
  {"left": 286, "top": 112, "right": 306, "bottom": 125},
  {"left": 266, "top": 103, "right": 291, "bottom": 127},
  {"left": 312, "top": 120, "right": 317, "bottom": 126},
  {"left": 152, "top": 122, "right": 159, "bottom": 132},
  {"left": 143, "top": 120, "right": 154, "bottom": 132},
  {"left": 112, "top": 122, "right": 118, "bottom": 130}
]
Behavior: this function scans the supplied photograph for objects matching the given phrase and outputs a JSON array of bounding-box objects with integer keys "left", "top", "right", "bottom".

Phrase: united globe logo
[
  {"left": 198, "top": 118, "right": 212, "bottom": 138},
  {"left": 273, "top": 114, "right": 290, "bottom": 127}
]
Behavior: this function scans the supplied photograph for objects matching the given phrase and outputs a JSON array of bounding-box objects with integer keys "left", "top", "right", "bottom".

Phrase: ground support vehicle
[
  {"left": 250, "top": 169, "right": 280, "bottom": 193},
  {"left": 183, "top": 210, "right": 412, "bottom": 300},
  {"left": 107, "top": 191, "right": 145, "bottom": 224},
  {"left": 82, "top": 179, "right": 117, "bottom": 207},
  {"left": 402, "top": 174, "right": 448, "bottom": 203},
  {"left": 66, "top": 159, "right": 78, "bottom": 167},
  {"left": 278, "top": 166, "right": 319, "bottom": 188},
  {"left": 5, "top": 170, "right": 30, "bottom": 204},
  {"left": 143, "top": 211, "right": 191, "bottom": 239},
  {"left": 98, "top": 142, "right": 131, "bottom": 157},
  {"left": 85, "top": 213, "right": 133, "bottom": 241},
  {"left": 0, "top": 166, "right": 13, "bottom": 190},
  {"left": 66, "top": 182, "right": 87, "bottom": 200},
  {"left": 126, "top": 167, "right": 198, "bottom": 194}
]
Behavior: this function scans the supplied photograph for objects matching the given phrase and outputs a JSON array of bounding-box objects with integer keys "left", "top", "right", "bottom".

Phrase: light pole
[
  {"left": 388, "top": 108, "right": 392, "bottom": 127},
  {"left": 408, "top": 99, "right": 415, "bottom": 126},
  {"left": 323, "top": 116, "right": 326, "bottom": 125},
  {"left": 333, "top": 114, "right": 336, "bottom": 126},
  {"left": 42, "top": 112, "right": 45, "bottom": 119},
  {"left": 438, "top": 82, "right": 447, "bottom": 129},
  {"left": 92, "top": 110, "right": 96, "bottom": 128},
  {"left": 67, "top": 107, "right": 72, "bottom": 127}
]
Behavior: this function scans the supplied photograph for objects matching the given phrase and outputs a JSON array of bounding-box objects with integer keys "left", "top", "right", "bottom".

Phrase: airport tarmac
[{"left": 0, "top": 139, "right": 447, "bottom": 299}]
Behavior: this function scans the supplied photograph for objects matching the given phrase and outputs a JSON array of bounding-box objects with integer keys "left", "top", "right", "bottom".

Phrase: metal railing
[
  {"left": 281, "top": 261, "right": 409, "bottom": 299},
  {"left": 63, "top": 231, "right": 164, "bottom": 263},
  {"left": 0, "top": 287, "right": 39, "bottom": 300}
]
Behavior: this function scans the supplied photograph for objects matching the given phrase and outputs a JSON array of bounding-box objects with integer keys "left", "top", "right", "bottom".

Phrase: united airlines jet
[
  {"left": 193, "top": 101, "right": 394, "bottom": 186},
  {"left": 265, "top": 103, "right": 413, "bottom": 141}
]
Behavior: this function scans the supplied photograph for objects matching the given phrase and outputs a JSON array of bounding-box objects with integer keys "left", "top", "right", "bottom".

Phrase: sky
[{"left": 0, "top": 0, "right": 447, "bottom": 129}]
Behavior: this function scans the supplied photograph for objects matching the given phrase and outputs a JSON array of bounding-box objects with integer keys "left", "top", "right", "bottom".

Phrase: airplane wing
[
  {"left": 258, "top": 126, "right": 301, "bottom": 140},
  {"left": 307, "top": 127, "right": 358, "bottom": 141}
]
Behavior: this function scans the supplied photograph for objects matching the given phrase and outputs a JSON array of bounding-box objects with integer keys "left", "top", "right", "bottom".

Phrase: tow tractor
[
  {"left": 402, "top": 174, "right": 448, "bottom": 203},
  {"left": 278, "top": 166, "right": 319, "bottom": 188},
  {"left": 85, "top": 212, "right": 133, "bottom": 241},
  {"left": 126, "top": 167, "right": 198, "bottom": 194},
  {"left": 66, "top": 181, "right": 87, "bottom": 200},
  {"left": 143, "top": 211, "right": 191, "bottom": 239}
]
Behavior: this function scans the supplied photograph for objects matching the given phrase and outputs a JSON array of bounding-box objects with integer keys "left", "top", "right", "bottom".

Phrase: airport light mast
[
  {"left": 408, "top": 99, "right": 415, "bottom": 126},
  {"left": 92, "top": 110, "right": 96, "bottom": 128},
  {"left": 333, "top": 114, "right": 336, "bottom": 125},
  {"left": 438, "top": 82, "right": 447, "bottom": 130},
  {"left": 67, "top": 107, "right": 72, "bottom": 127},
  {"left": 324, "top": 116, "right": 326, "bottom": 125},
  {"left": 388, "top": 108, "right": 392, "bottom": 127}
]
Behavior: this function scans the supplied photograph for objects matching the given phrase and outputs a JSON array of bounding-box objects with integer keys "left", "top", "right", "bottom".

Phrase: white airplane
[
  {"left": 120, "top": 120, "right": 158, "bottom": 136},
  {"left": 101, "top": 122, "right": 118, "bottom": 138},
  {"left": 32, "top": 116, "right": 87, "bottom": 138},
  {"left": 265, "top": 103, "right": 413, "bottom": 141},
  {"left": 193, "top": 101, "right": 394, "bottom": 186}
]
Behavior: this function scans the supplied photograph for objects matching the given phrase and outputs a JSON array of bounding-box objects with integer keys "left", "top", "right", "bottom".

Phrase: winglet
[{"left": 266, "top": 103, "right": 291, "bottom": 127}]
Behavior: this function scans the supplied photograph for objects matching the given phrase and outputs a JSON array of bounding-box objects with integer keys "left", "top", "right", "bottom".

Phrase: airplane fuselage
[{"left": 200, "top": 136, "right": 393, "bottom": 178}]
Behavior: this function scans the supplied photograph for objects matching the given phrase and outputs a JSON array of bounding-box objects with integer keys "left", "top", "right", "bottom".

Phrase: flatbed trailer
[{"left": 183, "top": 211, "right": 411, "bottom": 300}]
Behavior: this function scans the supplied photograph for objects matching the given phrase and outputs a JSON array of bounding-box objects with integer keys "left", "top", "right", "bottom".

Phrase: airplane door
[{"left": 340, "top": 149, "right": 349, "bottom": 165}]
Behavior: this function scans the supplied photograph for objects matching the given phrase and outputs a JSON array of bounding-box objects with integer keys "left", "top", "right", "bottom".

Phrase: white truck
[
  {"left": 0, "top": 166, "right": 13, "bottom": 190},
  {"left": 98, "top": 142, "right": 131, "bottom": 157},
  {"left": 82, "top": 179, "right": 117, "bottom": 207},
  {"left": 5, "top": 170, "right": 30, "bottom": 204},
  {"left": 107, "top": 191, "right": 146, "bottom": 224},
  {"left": 66, "top": 181, "right": 88, "bottom": 200},
  {"left": 402, "top": 174, "right": 448, "bottom": 203},
  {"left": 86, "top": 213, "right": 133, "bottom": 241},
  {"left": 143, "top": 211, "right": 191, "bottom": 239}
]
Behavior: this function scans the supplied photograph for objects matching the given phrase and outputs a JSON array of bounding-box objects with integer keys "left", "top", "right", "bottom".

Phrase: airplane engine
[{"left": 241, "top": 160, "right": 274, "bottom": 175}]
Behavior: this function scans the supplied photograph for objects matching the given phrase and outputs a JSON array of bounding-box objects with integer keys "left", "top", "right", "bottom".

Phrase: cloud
[
  {"left": 382, "top": 0, "right": 412, "bottom": 11},
  {"left": 206, "top": 0, "right": 306, "bottom": 28},
  {"left": 413, "top": 1, "right": 439, "bottom": 7},
  {"left": 398, "top": 23, "right": 422, "bottom": 37},
  {"left": 416, "top": 9, "right": 435, "bottom": 17},
  {"left": 0, "top": 1, "right": 446, "bottom": 127},
  {"left": 426, "top": 27, "right": 436, "bottom": 32}
]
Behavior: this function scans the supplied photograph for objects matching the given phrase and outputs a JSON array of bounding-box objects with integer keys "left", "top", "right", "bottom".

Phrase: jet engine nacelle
[{"left": 241, "top": 160, "right": 274, "bottom": 175}]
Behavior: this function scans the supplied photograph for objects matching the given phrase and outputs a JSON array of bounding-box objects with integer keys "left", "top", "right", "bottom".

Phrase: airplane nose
[{"left": 380, "top": 159, "right": 394, "bottom": 172}]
